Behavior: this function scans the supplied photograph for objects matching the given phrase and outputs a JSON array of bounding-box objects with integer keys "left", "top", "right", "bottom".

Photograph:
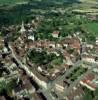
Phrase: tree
[
  {"left": 87, "top": 33, "right": 96, "bottom": 43},
  {"left": 94, "top": 87, "right": 98, "bottom": 100},
  {"left": 83, "top": 92, "right": 93, "bottom": 100},
  {"left": 0, "top": 80, "right": 6, "bottom": 94}
]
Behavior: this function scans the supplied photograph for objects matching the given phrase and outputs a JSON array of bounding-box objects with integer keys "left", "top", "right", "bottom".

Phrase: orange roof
[
  {"left": 80, "top": 73, "right": 96, "bottom": 90},
  {"left": 69, "top": 43, "right": 80, "bottom": 49}
]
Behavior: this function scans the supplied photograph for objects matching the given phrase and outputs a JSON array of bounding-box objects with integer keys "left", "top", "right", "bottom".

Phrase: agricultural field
[
  {"left": 84, "top": 23, "right": 98, "bottom": 36},
  {"left": 79, "top": 0, "right": 98, "bottom": 4},
  {"left": 73, "top": 9, "right": 98, "bottom": 13},
  {"left": 0, "top": 0, "right": 28, "bottom": 5}
]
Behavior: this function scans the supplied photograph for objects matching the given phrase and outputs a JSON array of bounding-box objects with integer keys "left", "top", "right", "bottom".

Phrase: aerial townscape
[{"left": 0, "top": 0, "right": 98, "bottom": 100}]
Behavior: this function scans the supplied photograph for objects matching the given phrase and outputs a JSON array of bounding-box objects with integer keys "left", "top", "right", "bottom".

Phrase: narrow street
[
  {"left": 9, "top": 44, "right": 48, "bottom": 89},
  {"left": 8, "top": 44, "right": 97, "bottom": 100}
]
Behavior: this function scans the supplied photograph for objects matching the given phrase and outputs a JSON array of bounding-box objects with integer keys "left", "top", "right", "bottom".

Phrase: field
[
  {"left": 79, "top": 0, "right": 98, "bottom": 4},
  {"left": 73, "top": 9, "right": 98, "bottom": 13},
  {"left": 84, "top": 23, "right": 98, "bottom": 36},
  {"left": 0, "top": 0, "right": 28, "bottom": 5}
]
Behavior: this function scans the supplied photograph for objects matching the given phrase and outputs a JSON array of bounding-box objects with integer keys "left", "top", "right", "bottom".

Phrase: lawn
[{"left": 84, "top": 23, "right": 98, "bottom": 36}]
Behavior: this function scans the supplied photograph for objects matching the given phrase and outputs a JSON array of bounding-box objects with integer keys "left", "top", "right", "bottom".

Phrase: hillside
[{"left": 0, "top": 0, "right": 97, "bottom": 27}]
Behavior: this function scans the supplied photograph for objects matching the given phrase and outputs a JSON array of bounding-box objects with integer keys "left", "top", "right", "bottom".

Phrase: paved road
[
  {"left": 9, "top": 45, "right": 54, "bottom": 100},
  {"left": 52, "top": 60, "right": 82, "bottom": 85},
  {"left": 9, "top": 44, "right": 48, "bottom": 89},
  {"left": 8, "top": 44, "right": 97, "bottom": 100},
  {"left": 39, "top": 60, "right": 84, "bottom": 100},
  {"left": 42, "top": 60, "right": 94, "bottom": 100},
  {"left": 63, "top": 69, "right": 92, "bottom": 96}
]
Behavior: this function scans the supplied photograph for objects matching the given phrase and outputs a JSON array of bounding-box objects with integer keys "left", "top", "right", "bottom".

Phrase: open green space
[
  {"left": 84, "top": 23, "right": 98, "bottom": 36},
  {"left": 0, "top": 0, "right": 27, "bottom": 5},
  {"left": 66, "top": 66, "right": 87, "bottom": 81},
  {"left": 28, "top": 49, "right": 63, "bottom": 66}
]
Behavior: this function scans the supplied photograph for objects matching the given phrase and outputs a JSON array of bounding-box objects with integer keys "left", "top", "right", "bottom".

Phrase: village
[
  {"left": 0, "top": 14, "right": 98, "bottom": 100},
  {"left": 0, "top": 0, "right": 98, "bottom": 100}
]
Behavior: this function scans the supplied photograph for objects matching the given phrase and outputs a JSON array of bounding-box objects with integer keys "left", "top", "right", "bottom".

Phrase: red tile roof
[{"left": 80, "top": 73, "right": 96, "bottom": 90}]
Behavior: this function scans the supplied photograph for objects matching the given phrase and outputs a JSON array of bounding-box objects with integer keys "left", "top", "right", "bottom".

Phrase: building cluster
[
  {"left": 0, "top": 36, "right": 46, "bottom": 100},
  {"left": 0, "top": 19, "right": 98, "bottom": 100}
]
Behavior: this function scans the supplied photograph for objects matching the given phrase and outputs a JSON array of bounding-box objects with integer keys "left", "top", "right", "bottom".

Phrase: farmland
[
  {"left": 0, "top": 0, "right": 28, "bottom": 5},
  {"left": 84, "top": 23, "right": 98, "bottom": 36}
]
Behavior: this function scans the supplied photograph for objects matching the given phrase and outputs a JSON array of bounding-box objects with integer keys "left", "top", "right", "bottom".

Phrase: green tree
[
  {"left": 94, "top": 87, "right": 98, "bottom": 100},
  {"left": 83, "top": 92, "right": 93, "bottom": 100}
]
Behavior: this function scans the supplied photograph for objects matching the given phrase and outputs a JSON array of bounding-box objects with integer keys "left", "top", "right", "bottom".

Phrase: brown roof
[
  {"left": 32, "top": 93, "right": 44, "bottom": 100},
  {"left": 82, "top": 54, "right": 95, "bottom": 59},
  {"left": 67, "top": 86, "right": 84, "bottom": 100},
  {"left": 21, "top": 75, "right": 33, "bottom": 90},
  {"left": 14, "top": 75, "right": 33, "bottom": 93},
  {"left": 69, "top": 43, "right": 80, "bottom": 49},
  {"left": 63, "top": 50, "right": 70, "bottom": 58},
  {"left": 80, "top": 73, "right": 96, "bottom": 90},
  {"left": 0, "top": 96, "right": 6, "bottom": 100}
]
